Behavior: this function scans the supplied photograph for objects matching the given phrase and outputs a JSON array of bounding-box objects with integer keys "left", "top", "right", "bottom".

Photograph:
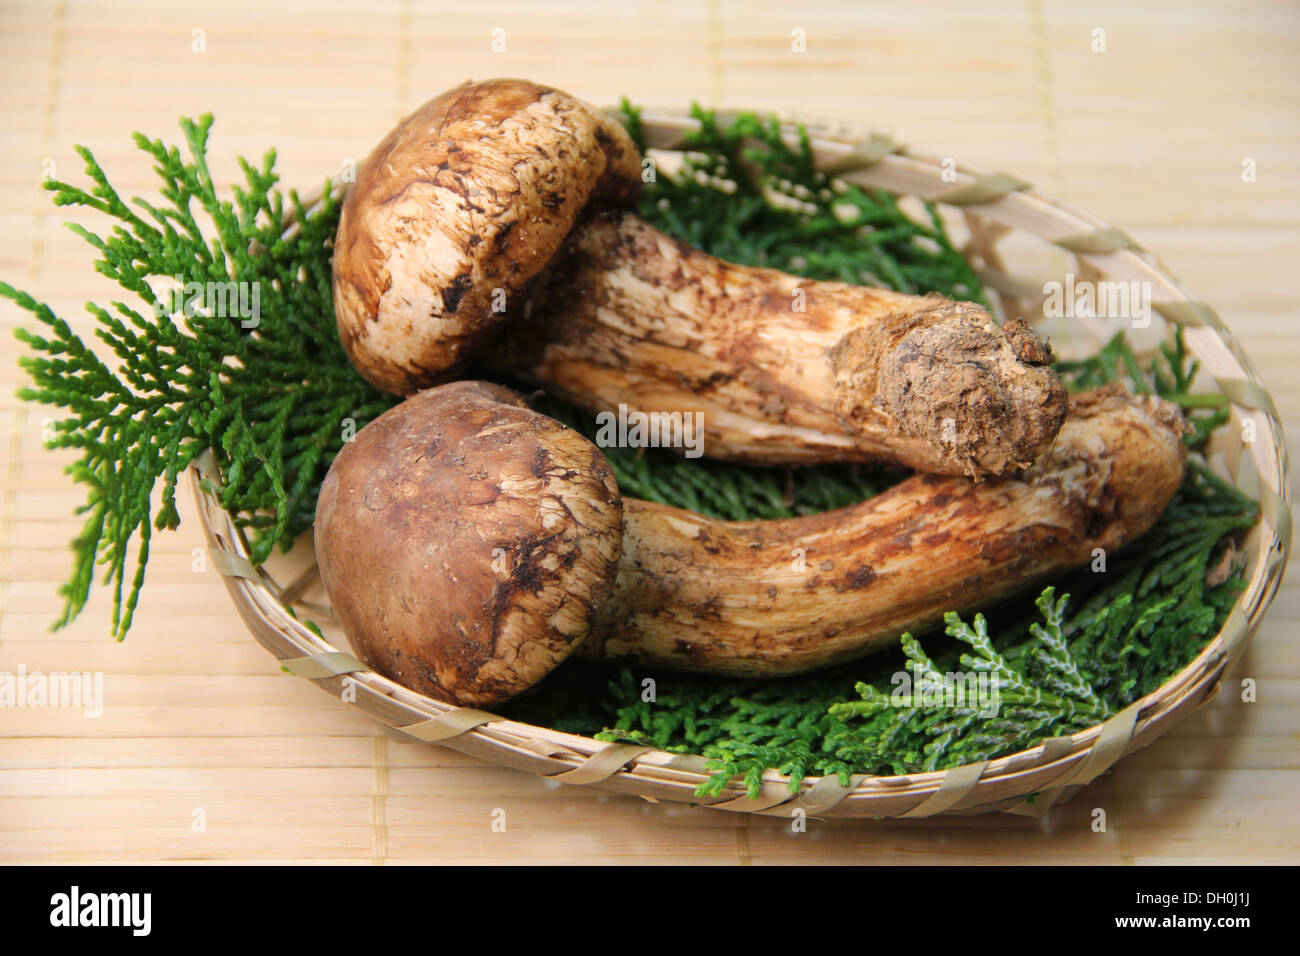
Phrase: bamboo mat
[{"left": 2, "top": 0, "right": 1298, "bottom": 865}]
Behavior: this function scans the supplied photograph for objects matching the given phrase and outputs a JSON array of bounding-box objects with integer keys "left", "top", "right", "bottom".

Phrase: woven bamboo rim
[{"left": 190, "top": 110, "right": 1292, "bottom": 819}]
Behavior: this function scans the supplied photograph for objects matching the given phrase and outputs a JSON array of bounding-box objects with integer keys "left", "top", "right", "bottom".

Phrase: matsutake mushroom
[
  {"left": 313, "top": 381, "right": 623, "bottom": 706},
  {"left": 331, "top": 78, "right": 1067, "bottom": 478},
  {"left": 314, "top": 381, "right": 1186, "bottom": 704}
]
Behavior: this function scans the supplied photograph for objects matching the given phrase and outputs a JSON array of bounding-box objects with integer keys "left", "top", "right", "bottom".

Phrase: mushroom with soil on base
[
  {"left": 314, "top": 381, "right": 1187, "bottom": 705},
  {"left": 331, "top": 78, "right": 1068, "bottom": 478}
]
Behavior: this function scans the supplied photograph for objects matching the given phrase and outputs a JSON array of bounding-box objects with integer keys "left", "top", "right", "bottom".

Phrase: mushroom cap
[
  {"left": 332, "top": 79, "right": 643, "bottom": 395},
  {"left": 313, "top": 381, "right": 624, "bottom": 706}
]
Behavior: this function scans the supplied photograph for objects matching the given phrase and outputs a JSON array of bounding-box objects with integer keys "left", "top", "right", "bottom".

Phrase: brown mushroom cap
[
  {"left": 313, "top": 381, "right": 624, "bottom": 705},
  {"left": 332, "top": 79, "right": 642, "bottom": 395}
]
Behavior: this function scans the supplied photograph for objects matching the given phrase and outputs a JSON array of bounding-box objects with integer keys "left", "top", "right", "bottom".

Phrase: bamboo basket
[{"left": 190, "top": 110, "right": 1292, "bottom": 819}]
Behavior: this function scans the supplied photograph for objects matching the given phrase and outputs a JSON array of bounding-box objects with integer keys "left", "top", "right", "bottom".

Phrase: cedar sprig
[
  {"left": 5, "top": 115, "right": 396, "bottom": 638},
  {"left": 827, "top": 591, "right": 1115, "bottom": 777},
  {"left": 626, "top": 101, "right": 986, "bottom": 304},
  {"left": 1056, "top": 327, "right": 1230, "bottom": 447}
]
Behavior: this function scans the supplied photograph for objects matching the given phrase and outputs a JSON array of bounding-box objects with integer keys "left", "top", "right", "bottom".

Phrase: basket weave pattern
[{"left": 191, "top": 113, "right": 1291, "bottom": 819}]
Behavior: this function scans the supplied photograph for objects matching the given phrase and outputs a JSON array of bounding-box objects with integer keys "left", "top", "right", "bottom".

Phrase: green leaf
[{"left": 7, "top": 116, "right": 398, "bottom": 639}]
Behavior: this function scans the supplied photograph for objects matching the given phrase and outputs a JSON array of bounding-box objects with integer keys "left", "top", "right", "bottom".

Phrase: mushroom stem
[
  {"left": 495, "top": 208, "right": 1065, "bottom": 475},
  {"left": 579, "top": 385, "right": 1187, "bottom": 676}
]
